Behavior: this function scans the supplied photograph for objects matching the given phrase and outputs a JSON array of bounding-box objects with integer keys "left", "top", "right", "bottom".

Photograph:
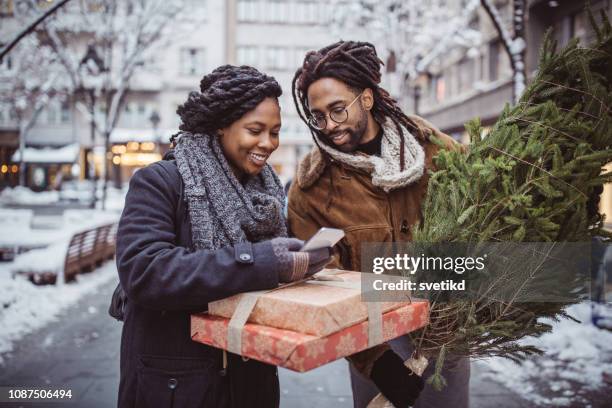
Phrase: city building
[
  {"left": 227, "top": 0, "right": 340, "bottom": 183},
  {"left": 406, "top": 0, "right": 612, "bottom": 224},
  {"left": 1, "top": 0, "right": 609, "bottom": 221},
  {"left": 1, "top": 0, "right": 341, "bottom": 190}
]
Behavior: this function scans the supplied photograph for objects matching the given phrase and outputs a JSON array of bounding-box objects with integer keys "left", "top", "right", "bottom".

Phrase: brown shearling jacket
[{"left": 287, "top": 115, "right": 460, "bottom": 377}]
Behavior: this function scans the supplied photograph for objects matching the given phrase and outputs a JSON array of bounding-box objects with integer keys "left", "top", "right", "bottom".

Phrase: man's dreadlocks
[{"left": 292, "top": 41, "right": 425, "bottom": 171}]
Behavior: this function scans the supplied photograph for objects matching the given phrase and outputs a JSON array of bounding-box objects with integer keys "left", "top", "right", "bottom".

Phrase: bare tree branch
[{"left": 0, "top": 0, "right": 73, "bottom": 62}]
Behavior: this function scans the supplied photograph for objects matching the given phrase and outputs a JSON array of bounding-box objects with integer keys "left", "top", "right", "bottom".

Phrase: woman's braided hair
[
  {"left": 291, "top": 41, "right": 425, "bottom": 171},
  {"left": 172, "top": 65, "right": 282, "bottom": 145}
]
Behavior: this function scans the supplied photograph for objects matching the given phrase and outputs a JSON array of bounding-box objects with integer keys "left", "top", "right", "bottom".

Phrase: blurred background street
[{"left": 1, "top": 1, "right": 611, "bottom": 407}]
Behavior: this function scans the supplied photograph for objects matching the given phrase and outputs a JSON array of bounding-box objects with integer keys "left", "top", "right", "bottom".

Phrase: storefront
[
  {"left": 0, "top": 130, "right": 19, "bottom": 189},
  {"left": 109, "top": 128, "right": 171, "bottom": 187},
  {"left": 10, "top": 144, "right": 80, "bottom": 191}
]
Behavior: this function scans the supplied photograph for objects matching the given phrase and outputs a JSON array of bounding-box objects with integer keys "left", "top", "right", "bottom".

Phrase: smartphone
[{"left": 301, "top": 227, "right": 345, "bottom": 251}]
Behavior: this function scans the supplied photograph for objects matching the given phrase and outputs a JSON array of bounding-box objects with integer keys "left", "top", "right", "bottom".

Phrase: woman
[{"left": 116, "top": 65, "right": 331, "bottom": 408}]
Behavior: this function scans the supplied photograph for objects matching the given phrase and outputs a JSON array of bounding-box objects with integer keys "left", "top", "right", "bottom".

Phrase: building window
[
  {"left": 238, "top": 0, "right": 259, "bottom": 22},
  {"left": 47, "top": 103, "right": 58, "bottom": 125},
  {"left": 488, "top": 39, "right": 501, "bottom": 82},
  {"left": 0, "top": 0, "right": 14, "bottom": 16},
  {"left": 137, "top": 103, "right": 147, "bottom": 123},
  {"left": 85, "top": 0, "right": 105, "bottom": 12},
  {"left": 0, "top": 43, "right": 12, "bottom": 71},
  {"left": 458, "top": 57, "right": 474, "bottom": 94},
  {"left": 60, "top": 101, "right": 71, "bottom": 124},
  {"left": 179, "top": 48, "right": 205, "bottom": 76},
  {"left": 264, "top": 47, "right": 288, "bottom": 70},
  {"left": 430, "top": 74, "right": 445, "bottom": 103},
  {"left": 267, "top": 0, "right": 288, "bottom": 23},
  {"left": 293, "top": 1, "right": 318, "bottom": 24},
  {"left": 237, "top": 46, "right": 260, "bottom": 67},
  {"left": 43, "top": 100, "right": 71, "bottom": 125}
]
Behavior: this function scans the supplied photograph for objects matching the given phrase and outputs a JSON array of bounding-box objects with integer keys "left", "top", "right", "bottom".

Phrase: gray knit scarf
[{"left": 173, "top": 132, "right": 287, "bottom": 250}]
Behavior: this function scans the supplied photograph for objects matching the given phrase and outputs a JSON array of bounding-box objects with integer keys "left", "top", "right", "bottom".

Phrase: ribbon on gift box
[{"left": 223, "top": 270, "right": 384, "bottom": 356}]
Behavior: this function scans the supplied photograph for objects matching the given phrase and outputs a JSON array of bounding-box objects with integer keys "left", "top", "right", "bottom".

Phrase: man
[{"left": 288, "top": 41, "right": 470, "bottom": 408}]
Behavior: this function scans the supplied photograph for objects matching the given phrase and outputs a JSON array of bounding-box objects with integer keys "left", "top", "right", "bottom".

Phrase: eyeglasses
[{"left": 307, "top": 91, "right": 364, "bottom": 131}]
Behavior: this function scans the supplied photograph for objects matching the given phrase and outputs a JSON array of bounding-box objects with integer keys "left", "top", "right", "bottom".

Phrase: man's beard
[{"left": 320, "top": 111, "right": 368, "bottom": 153}]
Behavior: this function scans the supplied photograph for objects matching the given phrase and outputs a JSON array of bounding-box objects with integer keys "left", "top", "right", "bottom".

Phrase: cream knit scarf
[{"left": 314, "top": 118, "right": 425, "bottom": 192}]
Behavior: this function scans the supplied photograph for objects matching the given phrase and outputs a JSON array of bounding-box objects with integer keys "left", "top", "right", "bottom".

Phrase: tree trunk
[
  {"left": 480, "top": 0, "right": 528, "bottom": 104},
  {"left": 512, "top": 0, "right": 527, "bottom": 103},
  {"left": 18, "top": 122, "right": 27, "bottom": 187},
  {"left": 88, "top": 90, "right": 97, "bottom": 209},
  {"left": 101, "top": 130, "right": 111, "bottom": 211}
]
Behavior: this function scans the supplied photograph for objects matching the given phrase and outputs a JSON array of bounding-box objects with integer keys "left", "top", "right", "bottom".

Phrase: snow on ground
[
  {"left": 6, "top": 241, "right": 69, "bottom": 277},
  {"left": 0, "top": 209, "right": 120, "bottom": 249},
  {"left": 0, "top": 262, "right": 118, "bottom": 365},
  {"left": 0, "top": 208, "right": 120, "bottom": 248},
  {"left": 0, "top": 186, "right": 60, "bottom": 206},
  {"left": 0, "top": 190, "right": 126, "bottom": 365},
  {"left": 0, "top": 183, "right": 128, "bottom": 209},
  {"left": 479, "top": 302, "right": 612, "bottom": 406}
]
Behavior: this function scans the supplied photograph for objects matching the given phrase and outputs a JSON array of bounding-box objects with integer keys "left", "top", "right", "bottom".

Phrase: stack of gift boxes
[{"left": 191, "top": 270, "right": 429, "bottom": 372}]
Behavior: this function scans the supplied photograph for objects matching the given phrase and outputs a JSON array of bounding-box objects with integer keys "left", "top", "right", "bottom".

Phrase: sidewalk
[{"left": 0, "top": 271, "right": 589, "bottom": 408}]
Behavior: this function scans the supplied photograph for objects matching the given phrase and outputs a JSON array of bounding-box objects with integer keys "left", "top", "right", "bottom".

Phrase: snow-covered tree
[
  {"left": 0, "top": 3, "right": 70, "bottom": 186},
  {"left": 333, "top": 0, "right": 528, "bottom": 105},
  {"left": 0, "top": 0, "right": 72, "bottom": 63},
  {"left": 481, "top": 0, "right": 527, "bottom": 103},
  {"left": 331, "top": 0, "right": 483, "bottom": 98},
  {"left": 37, "top": 0, "right": 201, "bottom": 208}
]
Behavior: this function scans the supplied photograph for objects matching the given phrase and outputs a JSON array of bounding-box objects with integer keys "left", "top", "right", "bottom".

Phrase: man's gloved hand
[
  {"left": 270, "top": 238, "right": 332, "bottom": 283},
  {"left": 370, "top": 350, "right": 425, "bottom": 408}
]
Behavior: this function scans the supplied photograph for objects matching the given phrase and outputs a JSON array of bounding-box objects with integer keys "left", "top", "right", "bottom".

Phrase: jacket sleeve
[
  {"left": 116, "top": 163, "right": 280, "bottom": 311},
  {"left": 287, "top": 183, "right": 342, "bottom": 269}
]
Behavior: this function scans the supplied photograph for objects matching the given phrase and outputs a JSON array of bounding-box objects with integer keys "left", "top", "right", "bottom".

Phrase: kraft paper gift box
[
  {"left": 190, "top": 270, "right": 430, "bottom": 372},
  {"left": 206, "top": 270, "right": 407, "bottom": 337}
]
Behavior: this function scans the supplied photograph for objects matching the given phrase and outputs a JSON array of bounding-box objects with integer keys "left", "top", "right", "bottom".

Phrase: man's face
[{"left": 307, "top": 78, "right": 369, "bottom": 153}]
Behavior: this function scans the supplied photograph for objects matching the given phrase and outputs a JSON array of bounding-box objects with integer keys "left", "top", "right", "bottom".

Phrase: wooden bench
[{"left": 63, "top": 223, "right": 118, "bottom": 283}]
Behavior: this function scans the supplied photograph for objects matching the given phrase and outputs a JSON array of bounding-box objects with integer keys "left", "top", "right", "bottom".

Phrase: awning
[
  {"left": 110, "top": 128, "right": 175, "bottom": 144},
  {"left": 11, "top": 143, "right": 80, "bottom": 164}
]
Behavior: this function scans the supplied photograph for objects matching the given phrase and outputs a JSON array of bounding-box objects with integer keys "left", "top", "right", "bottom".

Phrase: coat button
[
  {"left": 168, "top": 378, "right": 178, "bottom": 389},
  {"left": 239, "top": 253, "right": 251, "bottom": 262},
  {"left": 400, "top": 220, "right": 409, "bottom": 234}
]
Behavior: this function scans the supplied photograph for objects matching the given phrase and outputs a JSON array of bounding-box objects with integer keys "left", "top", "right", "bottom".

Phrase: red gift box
[{"left": 191, "top": 301, "right": 429, "bottom": 372}]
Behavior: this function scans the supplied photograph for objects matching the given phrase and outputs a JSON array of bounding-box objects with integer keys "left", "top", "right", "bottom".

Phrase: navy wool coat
[{"left": 116, "top": 159, "right": 281, "bottom": 408}]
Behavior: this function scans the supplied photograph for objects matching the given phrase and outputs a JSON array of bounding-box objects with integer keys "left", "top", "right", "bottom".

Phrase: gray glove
[{"left": 270, "top": 237, "right": 333, "bottom": 283}]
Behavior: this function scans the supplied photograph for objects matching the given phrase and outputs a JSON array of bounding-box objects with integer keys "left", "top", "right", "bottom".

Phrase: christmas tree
[{"left": 408, "top": 12, "right": 612, "bottom": 389}]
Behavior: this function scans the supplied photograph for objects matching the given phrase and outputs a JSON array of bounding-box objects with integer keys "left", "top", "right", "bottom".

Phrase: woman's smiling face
[{"left": 219, "top": 97, "right": 281, "bottom": 179}]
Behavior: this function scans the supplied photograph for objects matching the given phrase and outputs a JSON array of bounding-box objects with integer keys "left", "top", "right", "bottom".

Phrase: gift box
[
  {"left": 207, "top": 270, "right": 408, "bottom": 337},
  {"left": 191, "top": 301, "right": 429, "bottom": 372}
]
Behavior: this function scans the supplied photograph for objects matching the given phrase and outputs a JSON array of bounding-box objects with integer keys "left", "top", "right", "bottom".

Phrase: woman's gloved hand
[
  {"left": 270, "top": 238, "right": 332, "bottom": 283},
  {"left": 370, "top": 350, "right": 425, "bottom": 408}
]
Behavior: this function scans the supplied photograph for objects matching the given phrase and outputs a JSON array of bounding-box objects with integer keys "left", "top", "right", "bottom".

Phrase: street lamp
[
  {"left": 78, "top": 43, "right": 106, "bottom": 207},
  {"left": 149, "top": 110, "right": 162, "bottom": 157},
  {"left": 149, "top": 110, "right": 160, "bottom": 140}
]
